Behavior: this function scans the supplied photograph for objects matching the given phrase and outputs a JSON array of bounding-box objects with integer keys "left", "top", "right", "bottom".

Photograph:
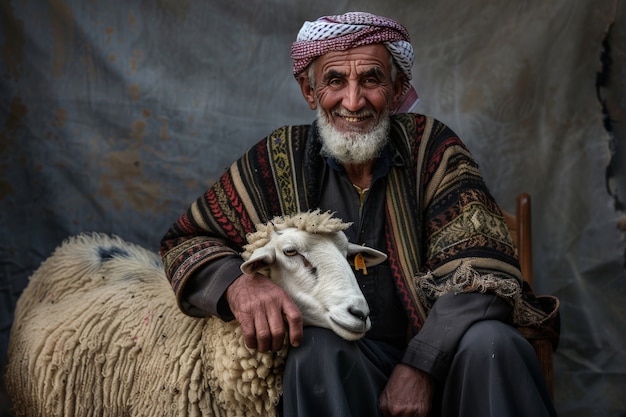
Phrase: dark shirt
[{"left": 318, "top": 148, "right": 409, "bottom": 350}]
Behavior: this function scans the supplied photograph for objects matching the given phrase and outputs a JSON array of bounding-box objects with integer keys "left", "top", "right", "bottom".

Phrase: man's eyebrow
[
  {"left": 322, "top": 69, "right": 346, "bottom": 82},
  {"left": 321, "top": 67, "right": 385, "bottom": 83},
  {"left": 358, "top": 67, "right": 385, "bottom": 78}
]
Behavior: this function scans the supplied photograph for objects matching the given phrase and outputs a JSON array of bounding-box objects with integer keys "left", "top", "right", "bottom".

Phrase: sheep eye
[{"left": 283, "top": 248, "right": 298, "bottom": 256}]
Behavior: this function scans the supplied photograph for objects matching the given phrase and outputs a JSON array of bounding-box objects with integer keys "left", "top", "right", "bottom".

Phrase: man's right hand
[{"left": 225, "top": 273, "right": 303, "bottom": 352}]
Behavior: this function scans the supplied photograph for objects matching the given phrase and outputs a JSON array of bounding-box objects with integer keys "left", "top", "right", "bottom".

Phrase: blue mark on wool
[{"left": 98, "top": 246, "right": 130, "bottom": 261}]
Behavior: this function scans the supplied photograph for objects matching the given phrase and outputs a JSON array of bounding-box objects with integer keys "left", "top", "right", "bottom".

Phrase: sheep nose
[{"left": 348, "top": 306, "right": 368, "bottom": 322}]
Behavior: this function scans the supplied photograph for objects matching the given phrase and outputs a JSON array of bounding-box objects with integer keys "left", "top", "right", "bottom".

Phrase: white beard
[{"left": 317, "top": 108, "right": 390, "bottom": 164}]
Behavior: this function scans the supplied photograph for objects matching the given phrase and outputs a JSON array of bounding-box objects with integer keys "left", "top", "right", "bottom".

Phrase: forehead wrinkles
[
  {"left": 317, "top": 46, "right": 391, "bottom": 77},
  {"left": 322, "top": 61, "right": 385, "bottom": 78}
]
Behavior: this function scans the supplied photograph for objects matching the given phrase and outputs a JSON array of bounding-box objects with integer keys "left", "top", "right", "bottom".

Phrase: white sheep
[{"left": 5, "top": 210, "right": 386, "bottom": 417}]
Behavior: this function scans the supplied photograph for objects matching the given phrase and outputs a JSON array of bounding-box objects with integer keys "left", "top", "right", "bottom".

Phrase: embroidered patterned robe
[{"left": 160, "top": 113, "right": 552, "bottom": 333}]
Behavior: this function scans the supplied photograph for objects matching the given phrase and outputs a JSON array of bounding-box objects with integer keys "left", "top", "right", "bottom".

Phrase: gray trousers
[{"left": 281, "top": 321, "right": 557, "bottom": 417}]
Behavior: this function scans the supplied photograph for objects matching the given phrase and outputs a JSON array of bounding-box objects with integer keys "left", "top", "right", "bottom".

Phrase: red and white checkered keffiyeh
[{"left": 290, "top": 12, "right": 419, "bottom": 113}]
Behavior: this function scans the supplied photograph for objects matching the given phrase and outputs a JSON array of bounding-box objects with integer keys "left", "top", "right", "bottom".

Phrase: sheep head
[{"left": 240, "top": 210, "right": 387, "bottom": 341}]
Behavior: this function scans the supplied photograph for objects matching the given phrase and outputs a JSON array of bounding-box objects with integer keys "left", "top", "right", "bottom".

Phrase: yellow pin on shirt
[{"left": 354, "top": 253, "right": 368, "bottom": 275}]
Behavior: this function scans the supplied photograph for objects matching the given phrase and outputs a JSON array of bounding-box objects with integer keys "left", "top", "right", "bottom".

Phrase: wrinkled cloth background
[{"left": 1, "top": 1, "right": 625, "bottom": 416}]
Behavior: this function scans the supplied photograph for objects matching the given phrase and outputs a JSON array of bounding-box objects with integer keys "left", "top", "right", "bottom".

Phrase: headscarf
[{"left": 290, "top": 12, "right": 419, "bottom": 113}]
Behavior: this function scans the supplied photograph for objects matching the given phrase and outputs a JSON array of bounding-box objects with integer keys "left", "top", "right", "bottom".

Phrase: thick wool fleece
[{"left": 6, "top": 233, "right": 285, "bottom": 417}]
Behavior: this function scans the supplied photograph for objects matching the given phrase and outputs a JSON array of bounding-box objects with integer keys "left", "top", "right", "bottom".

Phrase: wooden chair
[
  {"left": 502, "top": 193, "right": 533, "bottom": 285},
  {"left": 502, "top": 193, "right": 556, "bottom": 398}
]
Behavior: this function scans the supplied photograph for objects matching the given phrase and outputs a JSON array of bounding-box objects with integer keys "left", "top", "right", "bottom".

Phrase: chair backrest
[
  {"left": 503, "top": 193, "right": 558, "bottom": 399},
  {"left": 502, "top": 193, "right": 533, "bottom": 285}
]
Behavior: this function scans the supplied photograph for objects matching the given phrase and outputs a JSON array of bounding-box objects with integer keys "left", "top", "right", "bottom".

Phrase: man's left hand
[{"left": 379, "top": 363, "right": 434, "bottom": 417}]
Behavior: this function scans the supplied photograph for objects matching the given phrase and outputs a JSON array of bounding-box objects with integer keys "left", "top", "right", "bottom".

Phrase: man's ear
[{"left": 297, "top": 72, "right": 317, "bottom": 110}]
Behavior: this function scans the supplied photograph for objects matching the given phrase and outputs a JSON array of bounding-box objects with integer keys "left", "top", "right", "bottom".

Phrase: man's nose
[{"left": 342, "top": 82, "right": 365, "bottom": 112}]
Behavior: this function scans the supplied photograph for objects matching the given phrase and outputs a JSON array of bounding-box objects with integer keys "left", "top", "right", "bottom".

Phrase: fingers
[
  {"left": 238, "top": 312, "right": 259, "bottom": 350},
  {"left": 254, "top": 295, "right": 303, "bottom": 352},
  {"left": 226, "top": 273, "right": 303, "bottom": 352},
  {"left": 255, "top": 305, "right": 287, "bottom": 352},
  {"left": 236, "top": 303, "right": 277, "bottom": 352},
  {"left": 283, "top": 301, "right": 303, "bottom": 347},
  {"left": 245, "top": 303, "right": 297, "bottom": 352}
]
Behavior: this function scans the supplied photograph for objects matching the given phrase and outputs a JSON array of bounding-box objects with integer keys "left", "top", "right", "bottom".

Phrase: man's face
[
  {"left": 311, "top": 44, "right": 398, "bottom": 132},
  {"left": 302, "top": 44, "right": 401, "bottom": 163}
]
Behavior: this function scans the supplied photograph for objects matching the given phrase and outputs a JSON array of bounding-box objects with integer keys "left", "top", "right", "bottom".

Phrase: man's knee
[
  {"left": 457, "top": 320, "right": 535, "bottom": 361},
  {"left": 444, "top": 321, "right": 555, "bottom": 417}
]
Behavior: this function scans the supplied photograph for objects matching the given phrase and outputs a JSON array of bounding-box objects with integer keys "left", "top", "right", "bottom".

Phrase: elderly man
[{"left": 160, "top": 12, "right": 558, "bottom": 417}]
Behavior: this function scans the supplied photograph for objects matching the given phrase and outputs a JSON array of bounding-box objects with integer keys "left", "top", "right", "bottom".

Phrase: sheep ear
[
  {"left": 347, "top": 243, "right": 387, "bottom": 267},
  {"left": 241, "top": 246, "right": 276, "bottom": 275}
]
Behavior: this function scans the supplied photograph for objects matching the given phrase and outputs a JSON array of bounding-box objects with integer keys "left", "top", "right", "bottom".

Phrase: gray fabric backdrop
[{"left": 1, "top": 1, "right": 625, "bottom": 416}]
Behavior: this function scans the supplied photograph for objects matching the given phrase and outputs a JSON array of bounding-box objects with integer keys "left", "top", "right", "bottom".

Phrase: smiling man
[{"left": 160, "top": 12, "right": 558, "bottom": 417}]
